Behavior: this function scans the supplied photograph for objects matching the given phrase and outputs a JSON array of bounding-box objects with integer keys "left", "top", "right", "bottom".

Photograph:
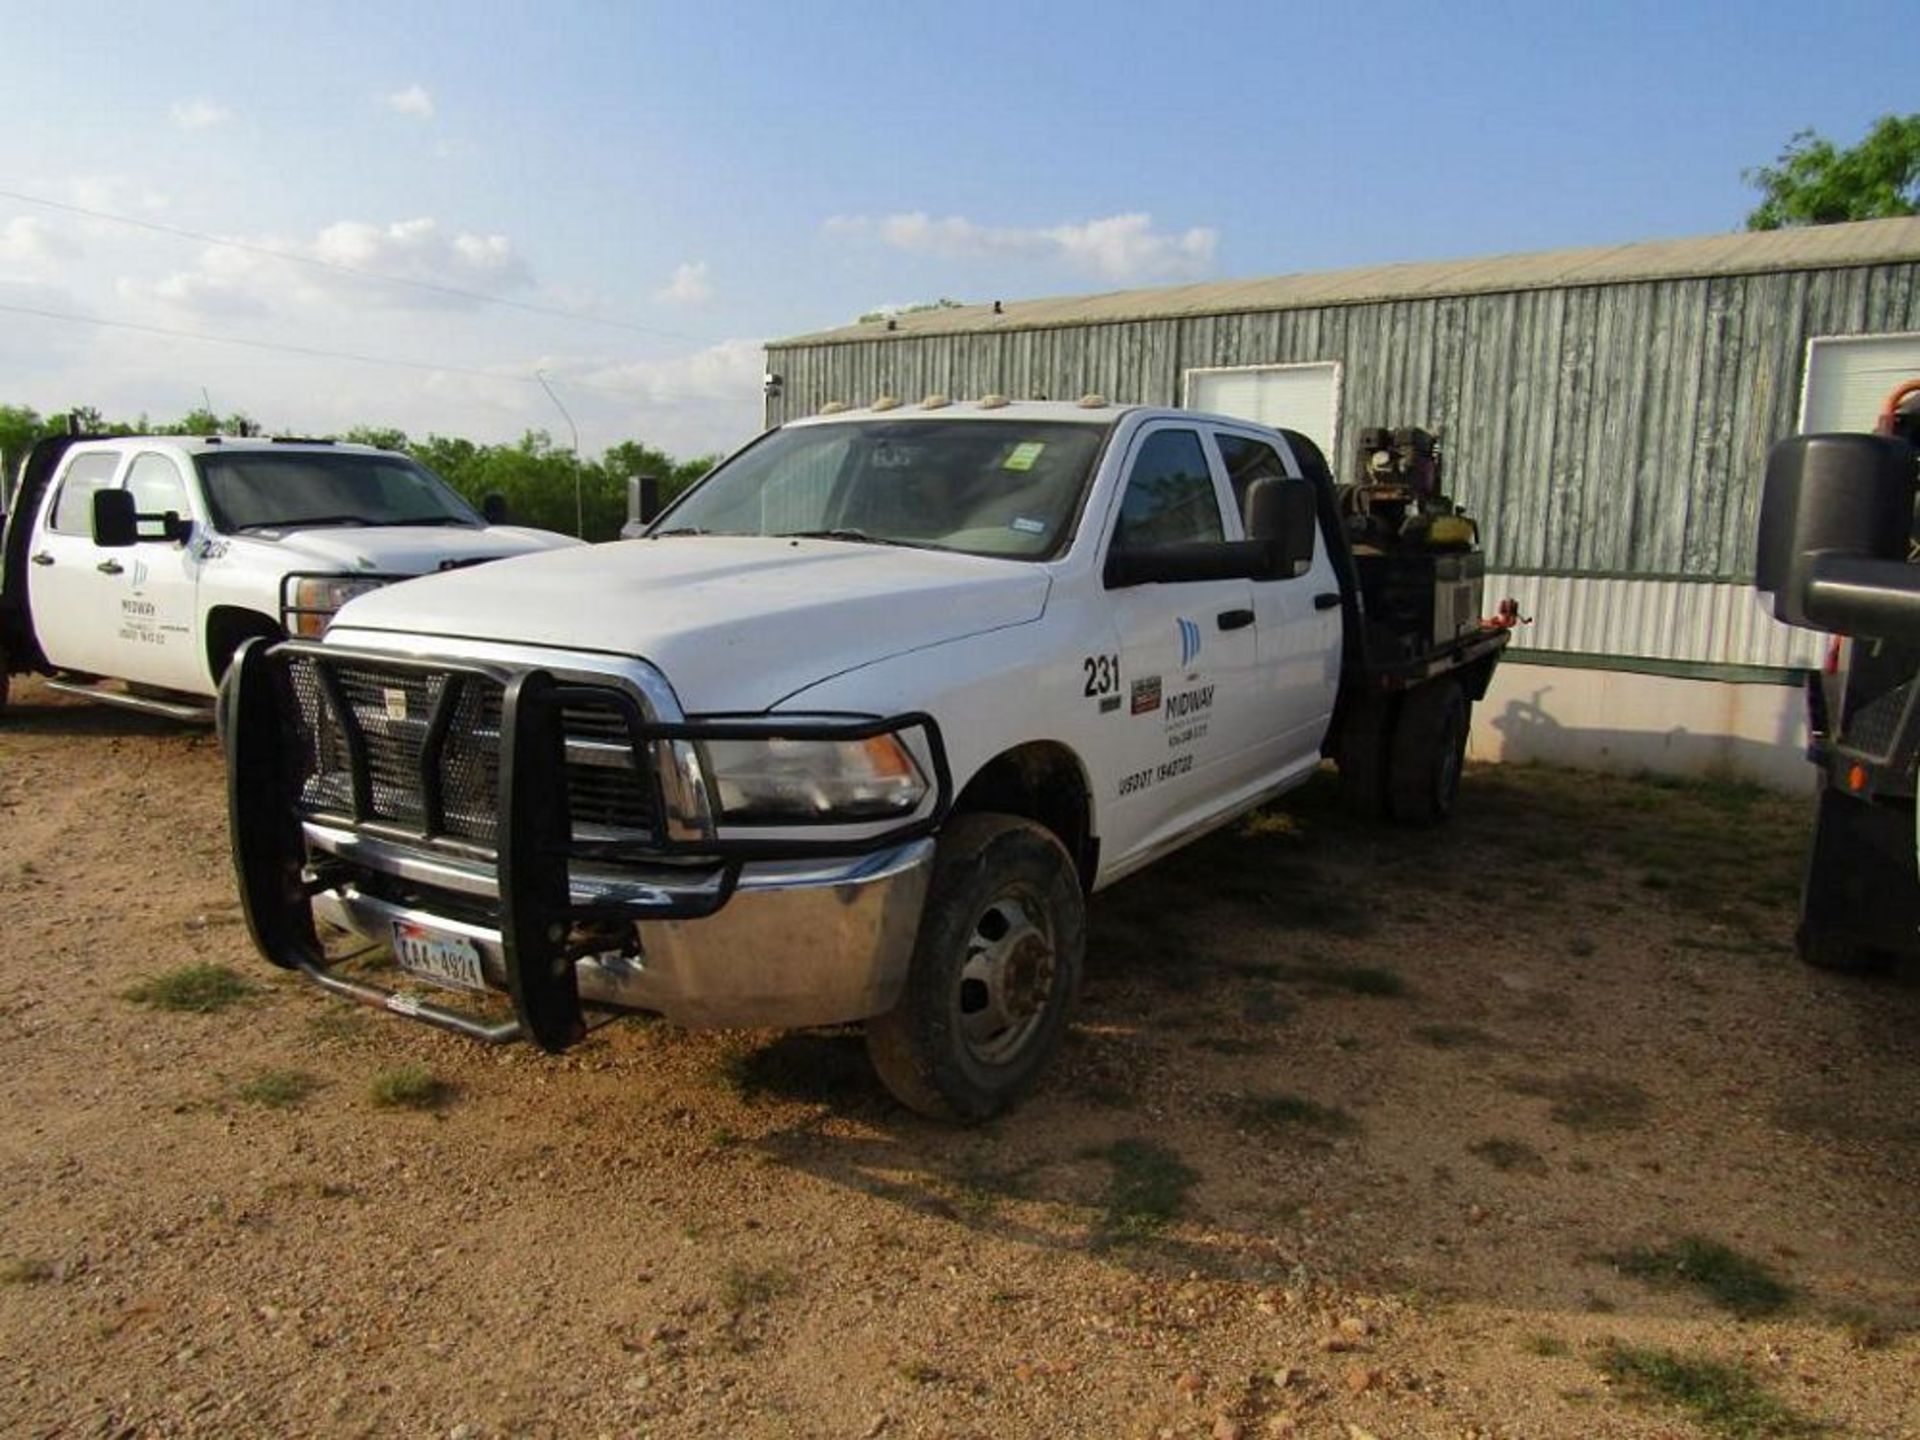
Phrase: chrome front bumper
[{"left": 310, "top": 836, "right": 936, "bottom": 1029}]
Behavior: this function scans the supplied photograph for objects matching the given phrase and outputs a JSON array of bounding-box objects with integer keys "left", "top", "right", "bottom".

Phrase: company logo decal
[
  {"left": 1130, "top": 675, "right": 1162, "bottom": 715},
  {"left": 1177, "top": 616, "right": 1202, "bottom": 667}
]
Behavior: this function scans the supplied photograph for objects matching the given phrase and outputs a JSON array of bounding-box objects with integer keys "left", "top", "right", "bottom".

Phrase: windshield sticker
[
  {"left": 1010, "top": 515, "right": 1046, "bottom": 534},
  {"left": 1003, "top": 441, "right": 1046, "bottom": 472}
]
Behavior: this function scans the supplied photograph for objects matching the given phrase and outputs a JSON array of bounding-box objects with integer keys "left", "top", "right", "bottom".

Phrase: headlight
[
  {"left": 702, "top": 732, "right": 927, "bottom": 823},
  {"left": 290, "top": 576, "right": 388, "bottom": 637}
]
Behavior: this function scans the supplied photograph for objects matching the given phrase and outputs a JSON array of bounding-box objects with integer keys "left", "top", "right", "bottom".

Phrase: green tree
[{"left": 1745, "top": 114, "right": 1920, "bottom": 230}]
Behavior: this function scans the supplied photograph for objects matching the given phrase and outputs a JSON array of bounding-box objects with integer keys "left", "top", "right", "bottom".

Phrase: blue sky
[{"left": 0, "top": 0, "right": 1909, "bottom": 458}]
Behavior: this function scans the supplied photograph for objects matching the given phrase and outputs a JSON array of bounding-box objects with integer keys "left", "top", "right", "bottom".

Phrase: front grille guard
[{"left": 222, "top": 636, "right": 952, "bottom": 1052}]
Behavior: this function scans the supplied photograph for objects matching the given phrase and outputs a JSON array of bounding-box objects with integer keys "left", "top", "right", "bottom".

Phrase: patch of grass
[
  {"left": 1524, "top": 1333, "right": 1571, "bottom": 1357},
  {"left": 1598, "top": 1343, "right": 1820, "bottom": 1438},
  {"left": 1610, "top": 1236, "right": 1793, "bottom": 1319},
  {"left": 1240, "top": 986, "right": 1296, "bottom": 1024},
  {"left": 897, "top": 1359, "right": 943, "bottom": 1384},
  {"left": 307, "top": 1008, "right": 369, "bottom": 1044},
  {"left": 368, "top": 1064, "right": 447, "bottom": 1109},
  {"left": 236, "top": 1069, "right": 318, "bottom": 1108},
  {"left": 1232, "top": 1091, "right": 1359, "bottom": 1139},
  {"left": 1188, "top": 1035, "right": 1270, "bottom": 1056},
  {"left": 0, "top": 1258, "right": 54, "bottom": 1285},
  {"left": 1826, "top": 1305, "right": 1895, "bottom": 1350},
  {"left": 1412, "top": 1023, "right": 1503, "bottom": 1050},
  {"left": 720, "top": 1262, "right": 795, "bottom": 1313},
  {"left": 1506, "top": 1072, "right": 1651, "bottom": 1132},
  {"left": 123, "top": 963, "right": 251, "bottom": 1013},
  {"left": 1470, "top": 1137, "right": 1549, "bottom": 1175},
  {"left": 1094, "top": 1139, "right": 1199, "bottom": 1245}
]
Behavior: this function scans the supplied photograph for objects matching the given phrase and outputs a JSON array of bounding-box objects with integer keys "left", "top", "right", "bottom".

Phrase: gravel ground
[{"left": 1, "top": 674, "right": 1915, "bottom": 1439}]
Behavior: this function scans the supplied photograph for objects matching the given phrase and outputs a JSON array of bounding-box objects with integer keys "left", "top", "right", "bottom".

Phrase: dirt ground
[{"left": 1, "top": 673, "right": 1915, "bottom": 1439}]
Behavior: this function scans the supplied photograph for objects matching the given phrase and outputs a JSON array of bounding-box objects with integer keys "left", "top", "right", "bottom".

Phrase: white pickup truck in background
[
  {"left": 223, "top": 400, "right": 1512, "bottom": 1119},
  {"left": 0, "top": 430, "right": 577, "bottom": 719}
]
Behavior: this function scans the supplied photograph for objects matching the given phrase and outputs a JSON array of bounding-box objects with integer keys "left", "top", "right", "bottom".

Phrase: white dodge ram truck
[
  {"left": 223, "top": 400, "right": 1510, "bottom": 1118},
  {"left": 0, "top": 432, "right": 576, "bottom": 719}
]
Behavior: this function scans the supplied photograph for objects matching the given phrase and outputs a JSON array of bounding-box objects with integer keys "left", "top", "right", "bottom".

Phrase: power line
[
  {"left": 0, "top": 184, "right": 710, "bottom": 343},
  {"left": 0, "top": 297, "right": 752, "bottom": 407}
]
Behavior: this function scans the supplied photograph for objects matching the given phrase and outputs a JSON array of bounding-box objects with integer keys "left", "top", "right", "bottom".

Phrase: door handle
[
  {"left": 97, "top": 560, "right": 124, "bottom": 575},
  {"left": 30, "top": 551, "right": 54, "bottom": 566},
  {"left": 1313, "top": 592, "right": 1341, "bottom": 611},
  {"left": 1216, "top": 608, "right": 1255, "bottom": 632}
]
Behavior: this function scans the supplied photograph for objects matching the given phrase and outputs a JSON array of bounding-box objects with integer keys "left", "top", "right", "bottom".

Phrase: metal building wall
[
  {"left": 765, "top": 262, "right": 1920, "bottom": 675},
  {"left": 771, "top": 270, "right": 1914, "bottom": 558}
]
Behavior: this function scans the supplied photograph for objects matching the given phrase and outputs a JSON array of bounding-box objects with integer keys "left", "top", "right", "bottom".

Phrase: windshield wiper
[
  {"left": 650, "top": 526, "right": 709, "bottom": 537},
  {"left": 233, "top": 514, "right": 370, "bottom": 532},
  {"left": 777, "top": 528, "right": 934, "bottom": 550}
]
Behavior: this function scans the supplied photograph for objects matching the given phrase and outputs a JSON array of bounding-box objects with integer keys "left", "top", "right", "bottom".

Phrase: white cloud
[
  {"left": 385, "top": 85, "right": 435, "bottom": 118},
  {"left": 0, "top": 216, "right": 80, "bottom": 264},
  {"left": 579, "top": 337, "right": 764, "bottom": 406},
  {"left": 129, "top": 216, "right": 534, "bottom": 318},
  {"left": 654, "top": 260, "right": 712, "bottom": 305},
  {"left": 824, "top": 210, "right": 1219, "bottom": 282},
  {"left": 170, "top": 98, "right": 233, "bottom": 131}
]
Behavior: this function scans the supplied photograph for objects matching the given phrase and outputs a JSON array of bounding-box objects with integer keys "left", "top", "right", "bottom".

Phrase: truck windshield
[
  {"left": 657, "top": 419, "right": 1110, "bottom": 559},
  {"left": 194, "top": 451, "right": 481, "bottom": 532}
]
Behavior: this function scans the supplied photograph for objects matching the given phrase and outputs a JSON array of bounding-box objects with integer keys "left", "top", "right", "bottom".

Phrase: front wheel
[{"left": 866, "top": 813, "right": 1085, "bottom": 1122}]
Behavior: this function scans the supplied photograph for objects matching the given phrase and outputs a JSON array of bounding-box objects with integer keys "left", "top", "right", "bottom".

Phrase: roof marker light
[
  {"left": 871, "top": 395, "right": 901, "bottom": 412},
  {"left": 818, "top": 401, "right": 849, "bottom": 415},
  {"left": 978, "top": 394, "right": 1010, "bottom": 409},
  {"left": 1077, "top": 393, "right": 1110, "bottom": 408},
  {"left": 920, "top": 394, "right": 950, "bottom": 410}
]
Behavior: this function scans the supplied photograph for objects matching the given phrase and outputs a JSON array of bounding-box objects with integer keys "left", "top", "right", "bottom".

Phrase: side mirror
[
  {"left": 158, "top": 511, "right": 192, "bottom": 545},
  {"left": 480, "top": 492, "right": 509, "bottom": 525},
  {"left": 627, "top": 475, "right": 664, "bottom": 529},
  {"left": 1245, "top": 477, "right": 1317, "bottom": 577},
  {"left": 1106, "top": 538, "right": 1273, "bottom": 588},
  {"left": 1756, "top": 432, "right": 1920, "bottom": 635},
  {"left": 92, "top": 488, "right": 138, "bottom": 548}
]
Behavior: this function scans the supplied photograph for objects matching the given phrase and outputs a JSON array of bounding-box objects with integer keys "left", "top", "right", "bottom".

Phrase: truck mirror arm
[{"left": 1801, "top": 552, "right": 1920, "bottom": 639}]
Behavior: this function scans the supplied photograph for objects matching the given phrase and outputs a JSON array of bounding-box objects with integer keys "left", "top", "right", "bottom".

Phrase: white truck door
[
  {"left": 1214, "top": 429, "right": 1342, "bottom": 782},
  {"left": 25, "top": 451, "right": 127, "bottom": 677},
  {"left": 1096, "top": 423, "right": 1259, "bottom": 866},
  {"left": 111, "top": 451, "right": 207, "bottom": 692}
]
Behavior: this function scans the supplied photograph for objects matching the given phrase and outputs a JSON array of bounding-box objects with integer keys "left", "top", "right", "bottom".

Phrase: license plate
[{"left": 391, "top": 920, "right": 487, "bottom": 993}]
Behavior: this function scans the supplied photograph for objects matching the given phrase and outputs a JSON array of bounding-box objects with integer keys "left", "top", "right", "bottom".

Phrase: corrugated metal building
[{"left": 764, "top": 218, "right": 1920, "bottom": 787}]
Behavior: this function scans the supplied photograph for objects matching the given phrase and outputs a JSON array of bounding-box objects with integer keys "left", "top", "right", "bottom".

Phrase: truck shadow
[
  {"left": 727, "top": 766, "right": 1920, "bottom": 1321},
  {"left": 2, "top": 677, "right": 210, "bottom": 740}
]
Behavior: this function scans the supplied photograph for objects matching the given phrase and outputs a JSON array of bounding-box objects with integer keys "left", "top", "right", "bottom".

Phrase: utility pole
[{"left": 535, "top": 370, "right": 583, "bottom": 537}]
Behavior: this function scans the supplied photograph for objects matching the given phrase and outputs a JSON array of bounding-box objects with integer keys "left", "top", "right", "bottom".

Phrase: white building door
[
  {"left": 1184, "top": 362, "right": 1341, "bottom": 457},
  {"left": 1801, "top": 332, "right": 1920, "bottom": 433}
]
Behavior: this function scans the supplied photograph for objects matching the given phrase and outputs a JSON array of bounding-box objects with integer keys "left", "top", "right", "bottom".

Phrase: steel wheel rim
[{"left": 954, "top": 882, "right": 1057, "bottom": 1067}]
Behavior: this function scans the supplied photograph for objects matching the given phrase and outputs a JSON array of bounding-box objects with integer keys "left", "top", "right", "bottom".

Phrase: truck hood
[
  {"left": 328, "top": 535, "right": 1051, "bottom": 711},
  {"left": 252, "top": 523, "right": 580, "bottom": 573}
]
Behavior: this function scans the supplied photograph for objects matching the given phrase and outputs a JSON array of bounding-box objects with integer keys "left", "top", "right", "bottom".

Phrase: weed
[
  {"left": 237, "top": 1069, "right": 317, "bottom": 1108},
  {"left": 1470, "top": 1137, "right": 1549, "bottom": 1175},
  {"left": 307, "top": 1008, "right": 369, "bottom": 1044},
  {"left": 1609, "top": 1236, "right": 1793, "bottom": 1319},
  {"left": 1094, "top": 1139, "right": 1199, "bottom": 1245},
  {"left": 1506, "top": 1072, "right": 1651, "bottom": 1132},
  {"left": 1597, "top": 1343, "right": 1819, "bottom": 1438},
  {"left": 1827, "top": 1306, "right": 1894, "bottom": 1350},
  {"left": 1232, "top": 1092, "right": 1359, "bottom": 1139},
  {"left": 1412, "top": 1023, "right": 1503, "bottom": 1050},
  {"left": 368, "top": 1065, "right": 447, "bottom": 1110},
  {"left": 1524, "top": 1334, "right": 1571, "bottom": 1357},
  {"left": 1188, "top": 1036, "right": 1270, "bottom": 1056},
  {"left": 123, "top": 963, "right": 251, "bottom": 1013},
  {"left": 0, "top": 1258, "right": 54, "bottom": 1285},
  {"left": 897, "top": 1360, "right": 943, "bottom": 1384},
  {"left": 720, "top": 1262, "right": 795, "bottom": 1313}
]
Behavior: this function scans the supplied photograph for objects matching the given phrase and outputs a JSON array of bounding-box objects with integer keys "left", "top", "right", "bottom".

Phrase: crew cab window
[
  {"left": 1111, "top": 428, "right": 1225, "bottom": 551},
  {"left": 47, "top": 453, "right": 122, "bottom": 535},
  {"left": 126, "top": 453, "right": 190, "bottom": 518},
  {"left": 1214, "top": 433, "right": 1289, "bottom": 524}
]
